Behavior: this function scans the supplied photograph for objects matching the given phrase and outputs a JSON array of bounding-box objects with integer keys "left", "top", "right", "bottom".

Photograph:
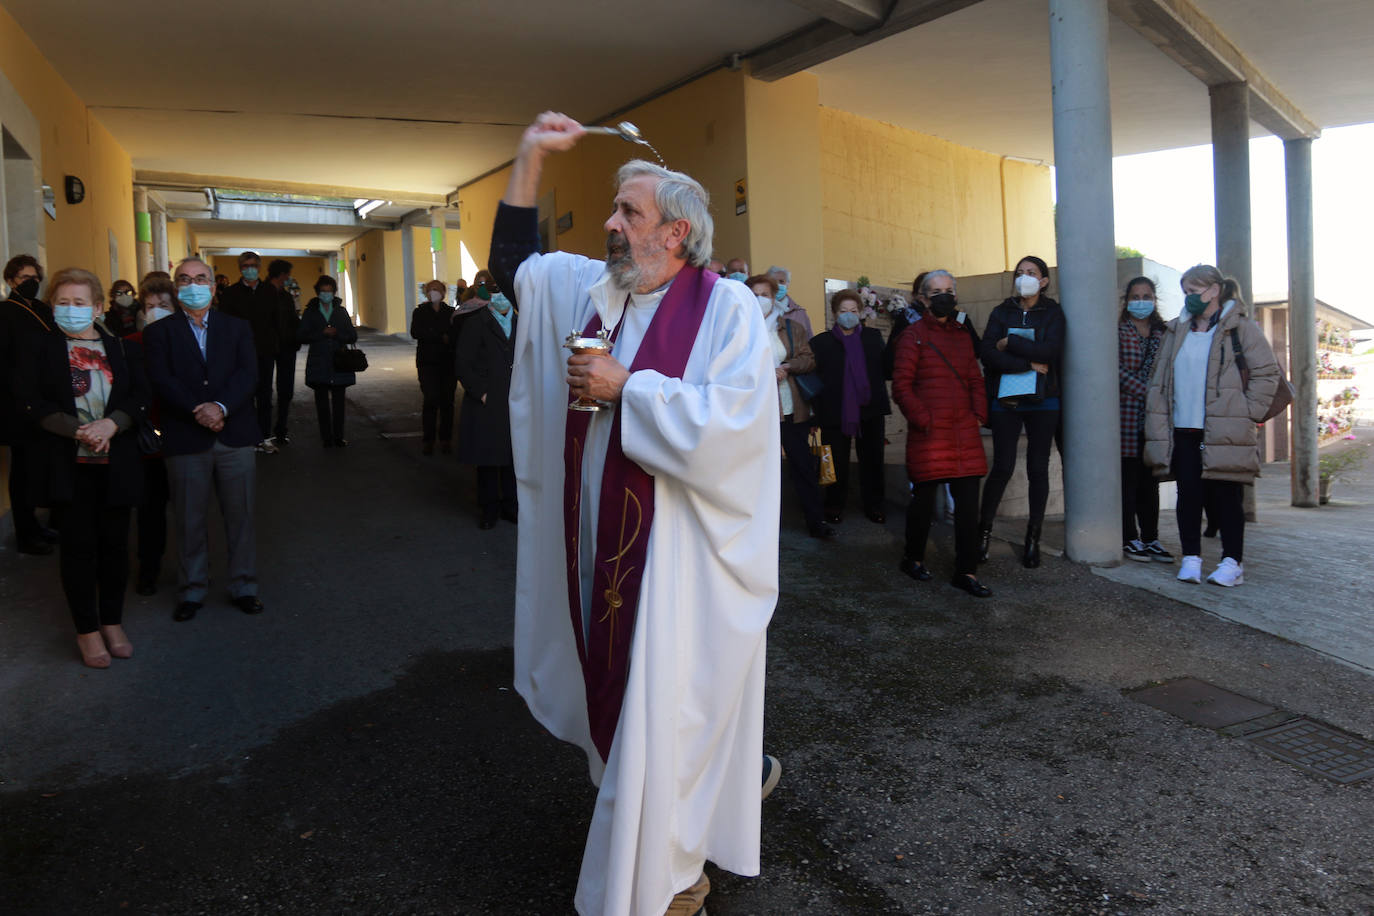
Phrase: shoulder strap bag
[
  {"left": 784, "top": 320, "right": 823, "bottom": 402},
  {"left": 1229, "top": 327, "right": 1292, "bottom": 423}
]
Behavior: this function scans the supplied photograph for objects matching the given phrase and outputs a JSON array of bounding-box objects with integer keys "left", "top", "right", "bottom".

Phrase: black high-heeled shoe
[
  {"left": 1022, "top": 523, "right": 1042, "bottom": 569},
  {"left": 950, "top": 574, "right": 992, "bottom": 598},
  {"left": 977, "top": 524, "right": 992, "bottom": 564}
]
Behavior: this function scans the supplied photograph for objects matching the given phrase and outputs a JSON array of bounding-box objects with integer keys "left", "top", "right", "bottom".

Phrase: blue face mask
[
  {"left": 726, "top": 272, "right": 747, "bottom": 283},
  {"left": 178, "top": 284, "right": 213, "bottom": 310},
  {"left": 241, "top": 267, "right": 259, "bottom": 282},
  {"left": 1126, "top": 299, "right": 1154, "bottom": 319},
  {"left": 318, "top": 291, "right": 335, "bottom": 305},
  {"left": 774, "top": 284, "right": 788, "bottom": 302},
  {"left": 836, "top": 311, "right": 860, "bottom": 330},
  {"left": 54, "top": 305, "right": 94, "bottom": 335}
]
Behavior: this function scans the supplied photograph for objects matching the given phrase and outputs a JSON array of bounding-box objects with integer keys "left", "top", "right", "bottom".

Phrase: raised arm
[{"left": 490, "top": 113, "right": 587, "bottom": 307}]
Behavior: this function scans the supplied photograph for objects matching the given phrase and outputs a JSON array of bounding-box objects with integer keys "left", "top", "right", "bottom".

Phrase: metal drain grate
[
  {"left": 1128, "top": 677, "right": 1276, "bottom": 729},
  {"left": 1244, "top": 718, "right": 1374, "bottom": 784}
]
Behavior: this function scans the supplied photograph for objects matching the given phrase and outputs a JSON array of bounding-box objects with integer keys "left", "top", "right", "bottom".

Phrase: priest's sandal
[
  {"left": 1022, "top": 523, "right": 1041, "bottom": 569},
  {"left": 950, "top": 574, "right": 992, "bottom": 598},
  {"left": 899, "top": 557, "right": 933, "bottom": 581},
  {"left": 664, "top": 873, "right": 710, "bottom": 916},
  {"left": 762, "top": 754, "right": 782, "bottom": 800}
]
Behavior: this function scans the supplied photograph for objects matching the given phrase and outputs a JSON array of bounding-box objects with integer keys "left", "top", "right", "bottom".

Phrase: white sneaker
[
  {"left": 1177, "top": 555, "right": 1202, "bottom": 583},
  {"left": 1207, "top": 557, "right": 1244, "bottom": 587}
]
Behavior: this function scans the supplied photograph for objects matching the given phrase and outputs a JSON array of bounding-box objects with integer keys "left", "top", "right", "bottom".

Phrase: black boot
[
  {"left": 977, "top": 524, "right": 992, "bottom": 564},
  {"left": 1022, "top": 523, "right": 1042, "bottom": 569}
]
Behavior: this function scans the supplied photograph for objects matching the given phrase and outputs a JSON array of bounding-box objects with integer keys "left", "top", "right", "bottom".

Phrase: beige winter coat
[{"left": 1143, "top": 303, "right": 1281, "bottom": 483}]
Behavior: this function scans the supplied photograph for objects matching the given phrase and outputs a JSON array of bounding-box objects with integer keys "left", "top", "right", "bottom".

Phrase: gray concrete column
[
  {"left": 1210, "top": 81, "right": 1258, "bottom": 519},
  {"left": 1285, "top": 137, "right": 1318, "bottom": 508},
  {"left": 401, "top": 224, "right": 416, "bottom": 320},
  {"left": 133, "top": 186, "right": 154, "bottom": 278},
  {"left": 1050, "top": 0, "right": 1120, "bottom": 565},
  {"left": 151, "top": 206, "right": 168, "bottom": 274},
  {"left": 1209, "top": 82, "right": 1253, "bottom": 308}
]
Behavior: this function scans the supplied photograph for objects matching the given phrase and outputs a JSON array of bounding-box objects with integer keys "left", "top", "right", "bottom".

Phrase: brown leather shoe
[
  {"left": 664, "top": 873, "right": 709, "bottom": 916},
  {"left": 100, "top": 625, "right": 134, "bottom": 659},
  {"left": 77, "top": 632, "right": 111, "bottom": 669}
]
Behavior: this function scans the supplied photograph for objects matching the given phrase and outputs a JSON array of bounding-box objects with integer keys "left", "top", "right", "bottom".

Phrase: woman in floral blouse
[
  {"left": 1117, "top": 276, "right": 1172, "bottom": 563},
  {"left": 16, "top": 268, "right": 147, "bottom": 668}
]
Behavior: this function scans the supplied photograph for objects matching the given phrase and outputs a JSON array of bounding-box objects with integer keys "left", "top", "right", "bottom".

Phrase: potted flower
[{"left": 1317, "top": 445, "right": 1367, "bottom": 505}]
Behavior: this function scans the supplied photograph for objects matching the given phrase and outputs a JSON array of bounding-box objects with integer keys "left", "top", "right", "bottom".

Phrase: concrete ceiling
[
  {"left": 6, "top": 0, "right": 814, "bottom": 195},
  {"left": 185, "top": 220, "right": 366, "bottom": 253},
  {"left": 812, "top": 0, "right": 1374, "bottom": 162},
  {"left": 9, "top": 0, "right": 1368, "bottom": 211}
]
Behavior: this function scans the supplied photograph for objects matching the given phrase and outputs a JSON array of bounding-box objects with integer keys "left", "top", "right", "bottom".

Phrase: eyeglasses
[{"left": 174, "top": 276, "right": 213, "bottom": 287}]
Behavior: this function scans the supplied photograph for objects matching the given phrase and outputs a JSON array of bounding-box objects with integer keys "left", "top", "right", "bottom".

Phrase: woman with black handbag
[
  {"left": 977, "top": 255, "right": 1065, "bottom": 568},
  {"left": 297, "top": 276, "right": 357, "bottom": 447},
  {"left": 16, "top": 268, "right": 148, "bottom": 667}
]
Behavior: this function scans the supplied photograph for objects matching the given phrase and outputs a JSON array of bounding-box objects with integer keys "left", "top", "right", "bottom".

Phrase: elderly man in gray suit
[{"left": 143, "top": 257, "right": 265, "bottom": 622}]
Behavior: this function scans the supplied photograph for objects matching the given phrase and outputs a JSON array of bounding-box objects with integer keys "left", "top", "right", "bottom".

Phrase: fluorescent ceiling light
[{"left": 357, "top": 199, "right": 388, "bottom": 218}]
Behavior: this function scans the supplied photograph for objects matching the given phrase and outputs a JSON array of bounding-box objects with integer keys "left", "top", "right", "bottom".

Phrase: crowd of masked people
[
  {"left": 718, "top": 255, "right": 1281, "bottom": 600},
  {"left": 0, "top": 251, "right": 362, "bottom": 669}
]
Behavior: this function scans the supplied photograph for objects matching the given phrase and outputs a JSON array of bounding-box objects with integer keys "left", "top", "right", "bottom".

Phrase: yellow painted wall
[
  {"left": 743, "top": 72, "right": 825, "bottom": 331},
  {"left": 819, "top": 107, "right": 1055, "bottom": 293},
  {"left": 343, "top": 229, "right": 390, "bottom": 330},
  {"left": 164, "top": 218, "right": 199, "bottom": 267},
  {"left": 450, "top": 68, "right": 751, "bottom": 286},
  {"left": 0, "top": 5, "right": 134, "bottom": 290}
]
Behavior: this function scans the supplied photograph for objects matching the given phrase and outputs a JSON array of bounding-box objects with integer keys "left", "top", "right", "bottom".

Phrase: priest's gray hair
[
  {"left": 616, "top": 160, "right": 713, "bottom": 268},
  {"left": 919, "top": 269, "right": 956, "bottom": 295}
]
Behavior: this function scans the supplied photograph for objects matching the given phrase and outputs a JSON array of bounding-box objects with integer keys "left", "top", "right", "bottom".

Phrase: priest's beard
[{"left": 605, "top": 230, "right": 642, "bottom": 291}]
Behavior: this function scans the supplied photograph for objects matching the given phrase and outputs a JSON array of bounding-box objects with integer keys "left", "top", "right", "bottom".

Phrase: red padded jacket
[{"left": 892, "top": 315, "right": 989, "bottom": 483}]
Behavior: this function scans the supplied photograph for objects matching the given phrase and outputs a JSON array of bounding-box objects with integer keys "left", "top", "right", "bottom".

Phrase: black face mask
[
  {"left": 928, "top": 292, "right": 957, "bottom": 318},
  {"left": 15, "top": 278, "right": 40, "bottom": 301}
]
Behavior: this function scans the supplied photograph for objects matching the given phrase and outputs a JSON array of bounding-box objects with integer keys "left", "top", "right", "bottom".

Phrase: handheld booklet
[{"left": 996, "top": 327, "right": 1038, "bottom": 402}]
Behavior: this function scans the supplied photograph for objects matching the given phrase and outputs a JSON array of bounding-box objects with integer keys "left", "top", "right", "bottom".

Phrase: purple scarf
[
  {"left": 832, "top": 324, "right": 870, "bottom": 436},
  {"left": 562, "top": 266, "right": 717, "bottom": 762}
]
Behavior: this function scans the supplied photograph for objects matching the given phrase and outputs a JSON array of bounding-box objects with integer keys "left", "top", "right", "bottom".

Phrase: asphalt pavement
[{"left": 2, "top": 329, "right": 1371, "bottom": 915}]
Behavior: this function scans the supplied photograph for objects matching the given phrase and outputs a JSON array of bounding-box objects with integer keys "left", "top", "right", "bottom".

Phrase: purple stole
[{"left": 562, "top": 266, "right": 718, "bottom": 761}]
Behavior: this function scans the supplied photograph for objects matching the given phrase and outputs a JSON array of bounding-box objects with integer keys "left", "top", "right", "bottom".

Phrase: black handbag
[
  {"left": 333, "top": 344, "right": 368, "bottom": 373},
  {"left": 784, "top": 322, "right": 823, "bottom": 402}
]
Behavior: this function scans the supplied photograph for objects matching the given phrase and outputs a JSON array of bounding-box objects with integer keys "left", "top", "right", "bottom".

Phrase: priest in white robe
[{"left": 490, "top": 112, "right": 780, "bottom": 916}]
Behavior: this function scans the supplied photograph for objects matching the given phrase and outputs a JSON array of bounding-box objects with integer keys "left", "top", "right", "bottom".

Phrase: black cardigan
[
  {"left": 14, "top": 326, "right": 148, "bottom": 506},
  {"left": 808, "top": 326, "right": 892, "bottom": 428}
]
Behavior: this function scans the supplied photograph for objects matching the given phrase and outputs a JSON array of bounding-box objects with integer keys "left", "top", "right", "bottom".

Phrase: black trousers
[
  {"left": 477, "top": 465, "right": 517, "bottom": 516},
  {"left": 906, "top": 476, "right": 982, "bottom": 576},
  {"left": 980, "top": 408, "right": 1059, "bottom": 528},
  {"left": 4, "top": 441, "right": 42, "bottom": 543},
  {"left": 821, "top": 417, "right": 886, "bottom": 516},
  {"left": 780, "top": 418, "right": 823, "bottom": 528},
  {"left": 1120, "top": 448, "right": 1160, "bottom": 544},
  {"left": 313, "top": 386, "right": 347, "bottom": 443},
  {"left": 255, "top": 354, "right": 275, "bottom": 440},
  {"left": 58, "top": 465, "right": 130, "bottom": 634},
  {"left": 1171, "top": 429, "right": 1245, "bottom": 561},
  {"left": 274, "top": 350, "right": 296, "bottom": 439},
  {"left": 418, "top": 365, "right": 457, "bottom": 443},
  {"left": 136, "top": 457, "right": 169, "bottom": 582}
]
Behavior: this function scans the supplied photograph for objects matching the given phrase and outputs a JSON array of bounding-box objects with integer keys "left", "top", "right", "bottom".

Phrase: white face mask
[
  {"left": 146, "top": 305, "right": 174, "bottom": 324},
  {"left": 756, "top": 294, "right": 774, "bottom": 316},
  {"left": 1015, "top": 274, "right": 1042, "bottom": 297},
  {"left": 114, "top": 292, "right": 135, "bottom": 308},
  {"left": 427, "top": 289, "right": 444, "bottom": 303}
]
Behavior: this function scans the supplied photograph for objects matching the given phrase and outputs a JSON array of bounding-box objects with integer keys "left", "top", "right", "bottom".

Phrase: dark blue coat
[
  {"left": 297, "top": 300, "right": 358, "bottom": 388},
  {"left": 143, "top": 308, "right": 260, "bottom": 456}
]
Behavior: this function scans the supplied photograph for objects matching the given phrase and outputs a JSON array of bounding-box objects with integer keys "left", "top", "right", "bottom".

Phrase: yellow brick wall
[{"left": 819, "top": 107, "right": 1055, "bottom": 293}]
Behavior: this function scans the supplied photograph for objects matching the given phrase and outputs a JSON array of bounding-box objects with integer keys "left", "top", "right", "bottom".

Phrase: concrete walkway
[{"left": 2, "top": 329, "right": 1372, "bottom": 914}]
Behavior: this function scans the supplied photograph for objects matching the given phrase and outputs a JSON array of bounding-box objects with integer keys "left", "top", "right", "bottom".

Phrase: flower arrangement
[{"left": 1319, "top": 445, "right": 1367, "bottom": 481}]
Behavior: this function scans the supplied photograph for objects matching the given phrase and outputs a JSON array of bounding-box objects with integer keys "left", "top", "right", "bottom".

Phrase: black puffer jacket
[{"left": 979, "top": 296, "right": 1066, "bottom": 404}]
